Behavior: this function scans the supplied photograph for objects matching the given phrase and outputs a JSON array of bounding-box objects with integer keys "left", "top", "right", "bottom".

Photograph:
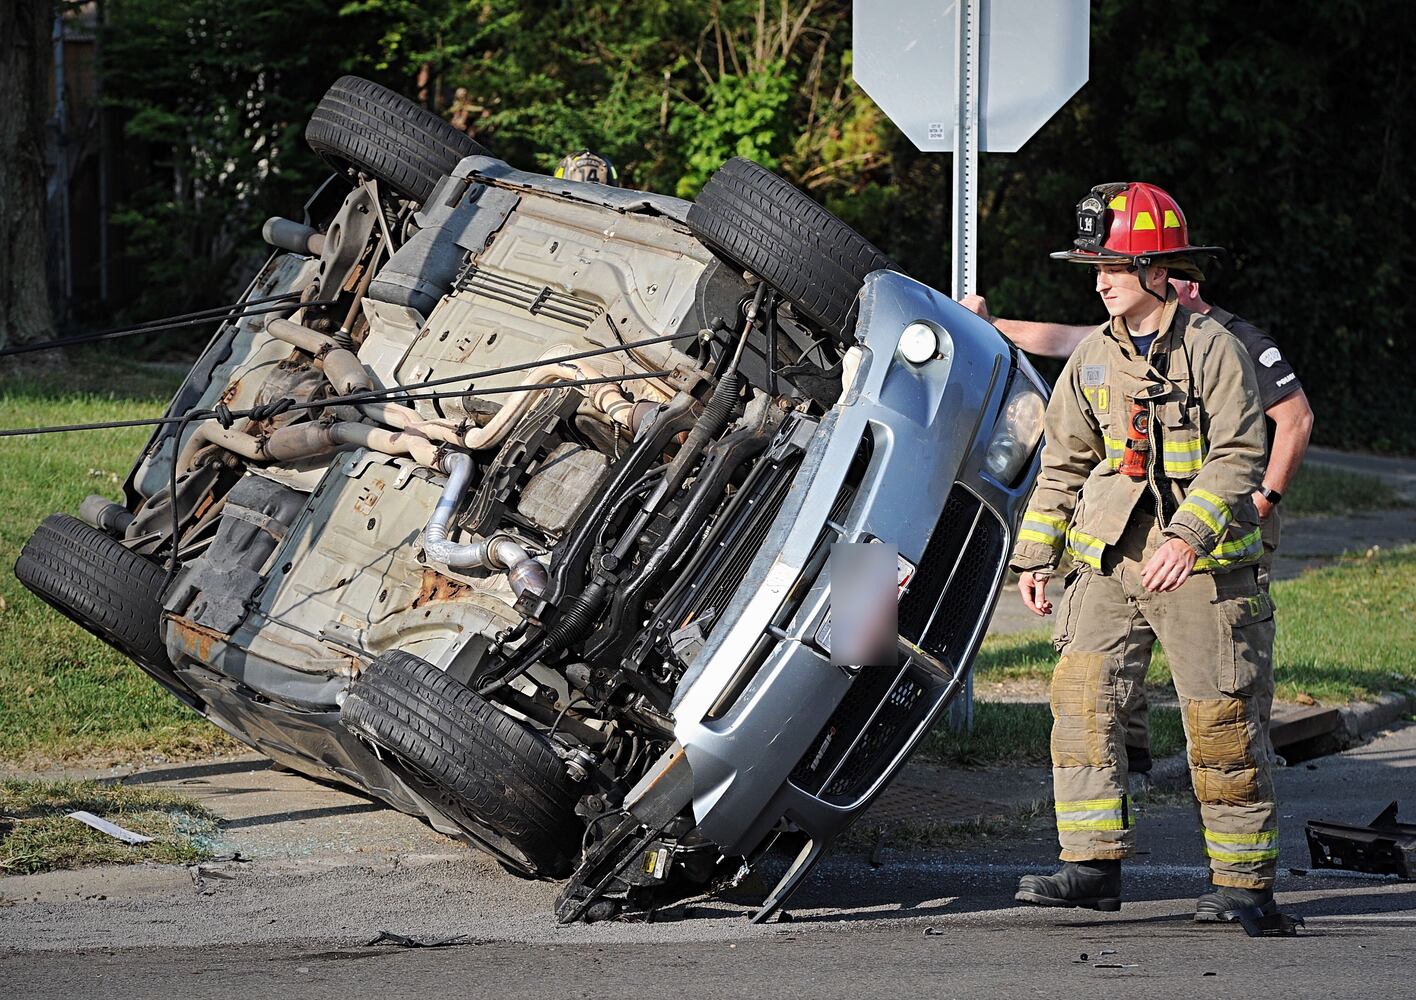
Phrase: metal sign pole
[
  {"left": 948, "top": 0, "right": 980, "bottom": 733},
  {"left": 950, "top": 0, "right": 980, "bottom": 301}
]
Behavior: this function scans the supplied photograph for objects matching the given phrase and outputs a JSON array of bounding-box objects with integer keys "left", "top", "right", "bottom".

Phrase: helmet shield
[{"left": 554, "top": 151, "right": 619, "bottom": 186}]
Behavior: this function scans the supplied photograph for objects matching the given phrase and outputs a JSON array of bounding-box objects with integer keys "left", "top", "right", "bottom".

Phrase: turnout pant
[
  {"left": 1049, "top": 511, "right": 1278, "bottom": 889},
  {"left": 1120, "top": 509, "right": 1279, "bottom": 770}
]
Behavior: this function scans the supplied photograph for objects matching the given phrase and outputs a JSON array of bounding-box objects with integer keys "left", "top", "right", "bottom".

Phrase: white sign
[{"left": 853, "top": 0, "right": 1090, "bottom": 153}]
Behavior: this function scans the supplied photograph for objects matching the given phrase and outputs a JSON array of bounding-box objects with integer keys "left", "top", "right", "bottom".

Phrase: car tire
[
  {"left": 686, "top": 156, "right": 897, "bottom": 339},
  {"left": 305, "top": 75, "right": 492, "bottom": 204},
  {"left": 14, "top": 513, "right": 202, "bottom": 711},
  {"left": 340, "top": 650, "right": 580, "bottom": 878}
]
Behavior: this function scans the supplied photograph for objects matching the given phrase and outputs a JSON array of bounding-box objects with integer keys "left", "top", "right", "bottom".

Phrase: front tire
[{"left": 341, "top": 650, "right": 581, "bottom": 877}]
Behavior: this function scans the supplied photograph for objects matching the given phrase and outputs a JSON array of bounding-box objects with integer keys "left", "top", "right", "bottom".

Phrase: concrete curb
[
  {"left": 1336, "top": 690, "right": 1416, "bottom": 743},
  {"left": 1148, "top": 689, "right": 1416, "bottom": 795}
]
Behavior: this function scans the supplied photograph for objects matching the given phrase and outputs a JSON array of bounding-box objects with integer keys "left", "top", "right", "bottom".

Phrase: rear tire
[
  {"left": 686, "top": 156, "right": 897, "bottom": 339},
  {"left": 305, "top": 75, "right": 492, "bottom": 204},
  {"left": 14, "top": 513, "right": 201, "bottom": 710},
  {"left": 341, "top": 650, "right": 580, "bottom": 877}
]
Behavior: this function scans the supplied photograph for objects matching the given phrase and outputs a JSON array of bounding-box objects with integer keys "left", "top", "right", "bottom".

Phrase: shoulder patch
[
  {"left": 1259, "top": 347, "right": 1282, "bottom": 368},
  {"left": 1080, "top": 364, "right": 1106, "bottom": 387}
]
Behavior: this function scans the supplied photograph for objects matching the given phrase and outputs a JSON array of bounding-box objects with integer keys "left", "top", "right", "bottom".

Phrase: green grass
[
  {"left": 969, "top": 545, "right": 1416, "bottom": 703},
  {"left": 0, "top": 778, "right": 218, "bottom": 875},
  {"left": 0, "top": 357, "right": 239, "bottom": 765},
  {"left": 1283, "top": 462, "right": 1404, "bottom": 517},
  {"left": 921, "top": 701, "right": 1186, "bottom": 768}
]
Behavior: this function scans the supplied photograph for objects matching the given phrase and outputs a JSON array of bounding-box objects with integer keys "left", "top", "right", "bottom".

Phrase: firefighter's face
[{"left": 1094, "top": 264, "right": 1167, "bottom": 319}]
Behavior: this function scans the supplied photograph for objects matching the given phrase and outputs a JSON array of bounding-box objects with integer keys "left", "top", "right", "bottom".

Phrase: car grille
[
  {"left": 790, "top": 483, "right": 1006, "bottom": 806},
  {"left": 899, "top": 486, "right": 1006, "bottom": 660}
]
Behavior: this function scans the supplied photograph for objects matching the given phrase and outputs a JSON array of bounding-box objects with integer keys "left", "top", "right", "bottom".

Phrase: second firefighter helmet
[
  {"left": 554, "top": 150, "right": 619, "bottom": 186},
  {"left": 1050, "top": 181, "right": 1223, "bottom": 281}
]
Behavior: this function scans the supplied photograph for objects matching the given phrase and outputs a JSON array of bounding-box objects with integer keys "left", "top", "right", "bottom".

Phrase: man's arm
[
  {"left": 1255, "top": 388, "right": 1314, "bottom": 519},
  {"left": 960, "top": 295, "right": 1091, "bottom": 360},
  {"left": 1009, "top": 354, "right": 1105, "bottom": 614}
]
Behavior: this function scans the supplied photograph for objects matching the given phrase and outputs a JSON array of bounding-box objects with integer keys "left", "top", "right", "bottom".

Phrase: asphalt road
[{"left": 3, "top": 725, "right": 1413, "bottom": 998}]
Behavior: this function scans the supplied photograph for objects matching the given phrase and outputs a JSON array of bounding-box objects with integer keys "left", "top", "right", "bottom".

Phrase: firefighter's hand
[
  {"left": 960, "top": 294, "right": 994, "bottom": 324},
  {"left": 1018, "top": 571, "right": 1053, "bottom": 616},
  {"left": 1142, "top": 538, "right": 1197, "bottom": 593},
  {"left": 1252, "top": 490, "right": 1275, "bottom": 520}
]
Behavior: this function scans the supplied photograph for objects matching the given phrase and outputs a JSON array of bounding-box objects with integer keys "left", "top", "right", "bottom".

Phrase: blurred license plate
[{"left": 816, "top": 553, "right": 915, "bottom": 653}]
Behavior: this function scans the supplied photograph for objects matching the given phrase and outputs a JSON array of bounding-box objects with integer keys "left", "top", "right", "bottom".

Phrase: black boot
[
  {"left": 1015, "top": 860, "right": 1121, "bottom": 911},
  {"left": 1194, "top": 884, "right": 1277, "bottom": 922}
]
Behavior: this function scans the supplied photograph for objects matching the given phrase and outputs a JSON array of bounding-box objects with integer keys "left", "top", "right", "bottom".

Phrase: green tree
[{"left": 103, "top": 0, "right": 355, "bottom": 316}]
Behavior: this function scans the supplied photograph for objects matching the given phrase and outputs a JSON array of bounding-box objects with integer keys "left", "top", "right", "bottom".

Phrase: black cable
[
  {"left": 2, "top": 370, "right": 673, "bottom": 439},
  {"left": 0, "top": 337, "right": 682, "bottom": 437},
  {"left": 549, "top": 697, "right": 594, "bottom": 739},
  {"left": 0, "top": 293, "right": 336, "bottom": 358}
]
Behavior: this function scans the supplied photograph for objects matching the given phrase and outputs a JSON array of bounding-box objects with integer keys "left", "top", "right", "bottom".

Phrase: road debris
[
  {"left": 365, "top": 931, "right": 468, "bottom": 949},
  {"left": 65, "top": 811, "right": 153, "bottom": 845},
  {"left": 870, "top": 827, "right": 890, "bottom": 869},
  {"left": 1233, "top": 908, "right": 1304, "bottom": 938},
  {"left": 1306, "top": 801, "right": 1415, "bottom": 879}
]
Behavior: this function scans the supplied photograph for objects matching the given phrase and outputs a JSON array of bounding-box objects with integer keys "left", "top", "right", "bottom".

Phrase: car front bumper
[{"left": 668, "top": 270, "right": 1044, "bottom": 905}]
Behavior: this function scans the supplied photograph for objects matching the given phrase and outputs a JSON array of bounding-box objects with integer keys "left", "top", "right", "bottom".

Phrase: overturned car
[{"left": 17, "top": 76, "right": 1045, "bottom": 921}]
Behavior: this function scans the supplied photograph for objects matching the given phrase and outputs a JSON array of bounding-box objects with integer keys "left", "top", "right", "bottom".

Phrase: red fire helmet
[{"left": 1050, "top": 181, "right": 1224, "bottom": 281}]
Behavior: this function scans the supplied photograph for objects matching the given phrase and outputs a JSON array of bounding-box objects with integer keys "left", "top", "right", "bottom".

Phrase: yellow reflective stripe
[
  {"left": 1056, "top": 798, "right": 1123, "bottom": 812},
  {"left": 1020, "top": 512, "right": 1068, "bottom": 552},
  {"left": 1178, "top": 499, "right": 1222, "bottom": 534},
  {"left": 1103, "top": 436, "right": 1125, "bottom": 469},
  {"left": 1055, "top": 794, "right": 1126, "bottom": 831},
  {"left": 1161, "top": 435, "right": 1207, "bottom": 476},
  {"left": 1213, "top": 527, "right": 1262, "bottom": 557},
  {"left": 1026, "top": 512, "right": 1069, "bottom": 532},
  {"left": 1204, "top": 828, "right": 1278, "bottom": 863},
  {"left": 1195, "top": 527, "right": 1265, "bottom": 571},
  {"left": 1067, "top": 528, "right": 1105, "bottom": 550},
  {"left": 1162, "top": 437, "right": 1205, "bottom": 456},
  {"left": 1178, "top": 488, "right": 1234, "bottom": 535},
  {"left": 1206, "top": 847, "right": 1280, "bottom": 863},
  {"left": 1190, "top": 488, "right": 1231, "bottom": 523},
  {"left": 1066, "top": 526, "right": 1106, "bottom": 569},
  {"left": 1206, "top": 829, "right": 1279, "bottom": 845},
  {"left": 1163, "top": 456, "right": 1205, "bottom": 475}
]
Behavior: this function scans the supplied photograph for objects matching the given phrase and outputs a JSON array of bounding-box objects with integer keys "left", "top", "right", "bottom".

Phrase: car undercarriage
[{"left": 16, "top": 75, "right": 1045, "bottom": 922}]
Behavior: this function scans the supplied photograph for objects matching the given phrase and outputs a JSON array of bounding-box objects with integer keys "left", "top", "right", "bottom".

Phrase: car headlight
[
  {"left": 897, "top": 321, "right": 938, "bottom": 364},
  {"left": 983, "top": 378, "right": 1046, "bottom": 484}
]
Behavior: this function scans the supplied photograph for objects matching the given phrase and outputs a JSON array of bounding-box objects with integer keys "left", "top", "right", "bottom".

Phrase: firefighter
[
  {"left": 1010, "top": 182, "right": 1280, "bottom": 921},
  {"left": 962, "top": 283, "right": 1312, "bottom": 593},
  {"left": 963, "top": 282, "right": 1313, "bottom": 781},
  {"left": 554, "top": 150, "right": 619, "bottom": 186}
]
